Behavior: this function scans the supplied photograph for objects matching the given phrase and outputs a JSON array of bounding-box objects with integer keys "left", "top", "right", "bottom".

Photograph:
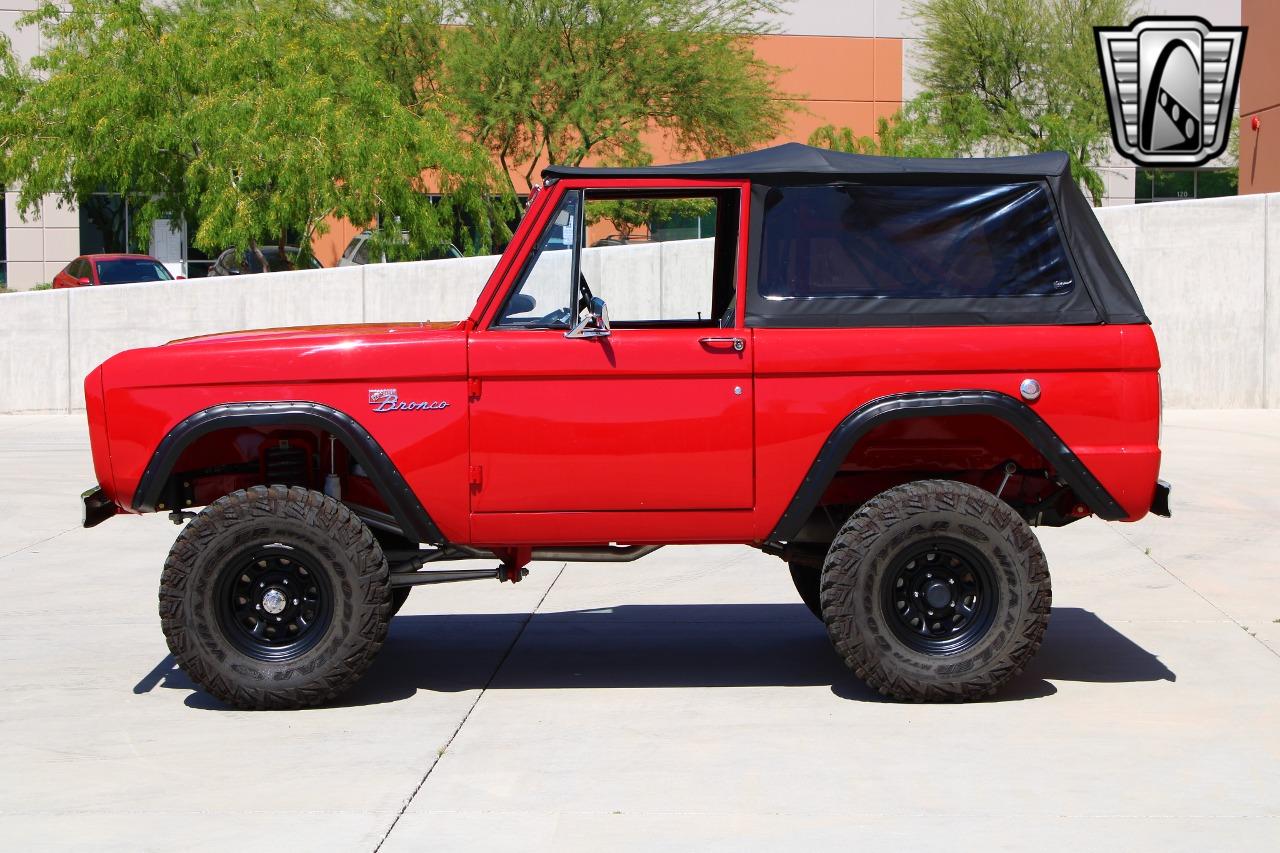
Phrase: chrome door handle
[{"left": 699, "top": 336, "right": 745, "bottom": 352}]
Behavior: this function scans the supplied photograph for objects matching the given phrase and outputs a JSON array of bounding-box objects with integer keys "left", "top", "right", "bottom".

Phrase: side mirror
[
  {"left": 77, "top": 277, "right": 91, "bottom": 286},
  {"left": 566, "top": 296, "right": 610, "bottom": 339}
]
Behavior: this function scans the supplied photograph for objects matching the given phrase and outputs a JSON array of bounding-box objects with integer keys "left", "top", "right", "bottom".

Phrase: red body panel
[
  {"left": 84, "top": 175, "right": 1164, "bottom": 550},
  {"left": 468, "top": 328, "right": 754, "bottom": 513},
  {"left": 751, "top": 325, "right": 1162, "bottom": 536},
  {"left": 98, "top": 323, "right": 474, "bottom": 542}
]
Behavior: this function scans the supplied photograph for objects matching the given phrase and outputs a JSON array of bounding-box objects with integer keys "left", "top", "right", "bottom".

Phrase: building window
[
  {"left": 79, "top": 194, "right": 130, "bottom": 254},
  {"left": 1135, "top": 168, "right": 1238, "bottom": 203}
]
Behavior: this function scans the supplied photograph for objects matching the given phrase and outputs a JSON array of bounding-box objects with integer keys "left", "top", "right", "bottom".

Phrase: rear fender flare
[
  {"left": 131, "top": 401, "right": 445, "bottom": 544},
  {"left": 766, "top": 390, "right": 1125, "bottom": 543}
]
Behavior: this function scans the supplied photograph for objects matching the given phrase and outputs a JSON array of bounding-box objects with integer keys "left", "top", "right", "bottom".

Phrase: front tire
[
  {"left": 820, "top": 480, "right": 1051, "bottom": 701},
  {"left": 158, "top": 485, "right": 392, "bottom": 710}
]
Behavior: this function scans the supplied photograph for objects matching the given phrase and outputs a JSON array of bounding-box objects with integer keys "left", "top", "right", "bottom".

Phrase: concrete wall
[
  {"left": 1, "top": 192, "right": 1278, "bottom": 413},
  {"left": 1094, "top": 193, "right": 1280, "bottom": 408}
]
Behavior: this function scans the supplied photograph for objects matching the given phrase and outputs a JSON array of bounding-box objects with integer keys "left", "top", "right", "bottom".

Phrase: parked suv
[
  {"left": 208, "top": 246, "right": 324, "bottom": 276},
  {"left": 337, "top": 229, "right": 462, "bottom": 266},
  {"left": 81, "top": 144, "right": 1168, "bottom": 709}
]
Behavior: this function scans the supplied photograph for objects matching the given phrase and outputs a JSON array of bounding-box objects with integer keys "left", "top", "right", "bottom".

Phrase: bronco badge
[{"left": 368, "top": 388, "right": 449, "bottom": 412}]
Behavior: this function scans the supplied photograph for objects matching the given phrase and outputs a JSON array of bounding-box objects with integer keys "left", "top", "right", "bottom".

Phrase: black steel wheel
[
  {"left": 880, "top": 539, "right": 997, "bottom": 655},
  {"left": 215, "top": 545, "right": 334, "bottom": 661},
  {"left": 820, "top": 480, "right": 1051, "bottom": 701},
  {"left": 159, "top": 485, "right": 392, "bottom": 710}
]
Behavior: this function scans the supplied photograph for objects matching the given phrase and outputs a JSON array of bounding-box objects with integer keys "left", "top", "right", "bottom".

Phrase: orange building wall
[
  {"left": 751, "top": 34, "right": 902, "bottom": 147},
  {"left": 311, "top": 35, "right": 904, "bottom": 265},
  {"left": 1240, "top": 0, "right": 1280, "bottom": 194}
]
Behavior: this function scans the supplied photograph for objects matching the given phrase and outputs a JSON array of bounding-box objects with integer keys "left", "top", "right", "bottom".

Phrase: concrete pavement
[{"left": 0, "top": 411, "right": 1277, "bottom": 851}]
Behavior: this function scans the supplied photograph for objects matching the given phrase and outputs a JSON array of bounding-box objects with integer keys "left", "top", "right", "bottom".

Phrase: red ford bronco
[{"left": 81, "top": 143, "right": 1169, "bottom": 709}]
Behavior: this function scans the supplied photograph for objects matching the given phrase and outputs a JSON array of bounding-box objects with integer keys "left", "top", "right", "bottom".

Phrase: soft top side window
[{"left": 758, "top": 182, "right": 1075, "bottom": 301}]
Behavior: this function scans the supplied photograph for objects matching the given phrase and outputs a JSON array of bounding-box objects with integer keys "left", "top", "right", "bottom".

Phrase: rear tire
[
  {"left": 158, "top": 485, "right": 392, "bottom": 710},
  {"left": 820, "top": 480, "right": 1051, "bottom": 701},
  {"left": 788, "top": 561, "right": 823, "bottom": 620}
]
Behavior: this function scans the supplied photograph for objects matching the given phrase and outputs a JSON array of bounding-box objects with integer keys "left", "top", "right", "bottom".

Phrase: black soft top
[
  {"left": 543, "top": 141, "right": 1071, "bottom": 181},
  {"left": 543, "top": 144, "right": 1148, "bottom": 327}
]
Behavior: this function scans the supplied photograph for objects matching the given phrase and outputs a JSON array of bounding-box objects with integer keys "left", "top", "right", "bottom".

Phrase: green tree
[
  {"left": 0, "top": 0, "right": 498, "bottom": 265},
  {"left": 811, "top": 0, "right": 1135, "bottom": 203},
  {"left": 442, "top": 0, "right": 794, "bottom": 196},
  {"left": 810, "top": 92, "right": 996, "bottom": 158}
]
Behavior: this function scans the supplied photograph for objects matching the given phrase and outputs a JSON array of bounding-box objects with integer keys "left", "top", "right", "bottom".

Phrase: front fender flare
[
  {"left": 131, "top": 401, "right": 446, "bottom": 544},
  {"left": 766, "top": 390, "right": 1126, "bottom": 543}
]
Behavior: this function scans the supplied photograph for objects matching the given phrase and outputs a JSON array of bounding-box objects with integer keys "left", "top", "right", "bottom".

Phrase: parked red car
[
  {"left": 52, "top": 253, "right": 175, "bottom": 288},
  {"left": 81, "top": 144, "right": 1168, "bottom": 709}
]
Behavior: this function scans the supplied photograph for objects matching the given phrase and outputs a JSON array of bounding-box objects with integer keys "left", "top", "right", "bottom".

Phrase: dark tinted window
[
  {"left": 352, "top": 239, "right": 372, "bottom": 264},
  {"left": 758, "top": 183, "right": 1075, "bottom": 300},
  {"left": 242, "top": 249, "right": 320, "bottom": 273},
  {"left": 95, "top": 258, "right": 173, "bottom": 284}
]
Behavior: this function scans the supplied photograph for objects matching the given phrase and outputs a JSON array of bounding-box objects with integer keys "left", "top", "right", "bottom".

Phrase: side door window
[
  {"left": 492, "top": 187, "right": 738, "bottom": 330},
  {"left": 578, "top": 190, "right": 735, "bottom": 327}
]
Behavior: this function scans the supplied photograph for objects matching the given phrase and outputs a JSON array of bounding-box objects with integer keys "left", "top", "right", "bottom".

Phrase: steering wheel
[{"left": 536, "top": 306, "right": 572, "bottom": 327}]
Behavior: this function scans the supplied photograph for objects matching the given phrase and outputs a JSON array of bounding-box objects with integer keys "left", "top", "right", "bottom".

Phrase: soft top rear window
[{"left": 758, "top": 182, "right": 1075, "bottom": 302}]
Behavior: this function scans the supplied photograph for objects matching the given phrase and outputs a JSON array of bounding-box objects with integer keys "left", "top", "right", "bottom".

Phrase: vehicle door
[{"left": 467, "top": 180, "right": 753, "bottom": 513}]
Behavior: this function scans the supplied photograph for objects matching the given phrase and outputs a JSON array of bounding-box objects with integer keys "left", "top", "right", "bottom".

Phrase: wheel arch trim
[
  {"left": 131, "top": 401, "right": 446, "bottom": 544},
  {"left": 766, "top": 390, "right": 1126, "bottom": 543}
]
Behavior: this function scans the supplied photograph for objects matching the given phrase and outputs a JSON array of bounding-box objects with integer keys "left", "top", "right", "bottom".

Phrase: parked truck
[{"left": 81, "top": 143, "right": 1169, "bottom": 709}]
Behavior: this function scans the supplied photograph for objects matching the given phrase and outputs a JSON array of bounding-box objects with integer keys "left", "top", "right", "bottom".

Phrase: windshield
[{"left": 95, "top": 259, "right": 174, "bottom": 285}]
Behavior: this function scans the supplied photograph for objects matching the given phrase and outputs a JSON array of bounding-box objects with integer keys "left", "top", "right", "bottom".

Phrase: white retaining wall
[
  {"left": 1, "top": 193, "right": 1277, "bottom": 413},
  {"left": 1094, "top": 192, "right": 1280, "bottom": 409}
]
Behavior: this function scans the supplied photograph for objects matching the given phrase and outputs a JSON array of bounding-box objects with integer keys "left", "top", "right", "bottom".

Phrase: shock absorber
[{"left": 323, "top": 435, "right": 341, "bottom": 500}]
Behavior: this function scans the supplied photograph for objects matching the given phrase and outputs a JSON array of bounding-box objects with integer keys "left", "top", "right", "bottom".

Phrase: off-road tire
[
  {"left": 158, "top": 485, "right": 392, "bottom": 710},
  {"left": 820, "top": 480, "right": 1051, "bottom": 701},
  {"left": 788, "top": 561, "right": 823, "bottom": 620}
]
